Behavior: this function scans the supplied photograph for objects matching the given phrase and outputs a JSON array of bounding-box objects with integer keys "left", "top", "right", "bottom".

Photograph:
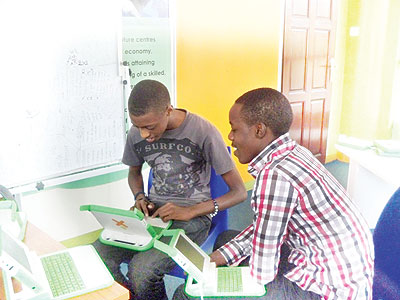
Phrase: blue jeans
[
  {"left": 172, "top": 230, "right": 321, "bottom": 300},
  {"left": 93, "top": 216, "right": 211, "bottom": 300}
]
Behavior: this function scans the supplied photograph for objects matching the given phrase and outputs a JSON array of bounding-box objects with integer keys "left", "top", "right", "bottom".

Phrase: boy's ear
[
  {"left": 166, "top": 105, "right": 173, "bottom": 116},
  {"left": 255, "top": 123, "right": 267, "bottom": 138}
]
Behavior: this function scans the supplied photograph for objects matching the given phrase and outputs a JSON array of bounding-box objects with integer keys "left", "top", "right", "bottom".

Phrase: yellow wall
[
  {"left": 339, "top": 0, "right": 400, "bottom": 141},
  {"left": 325, "top": 0, "right": 400, "bottom": 161},
  {"left": 326, "top": 0, "right": 349, "bottom": 162},
  {"left": 176, "top": 0, "right": 283, "bottom": 182}
]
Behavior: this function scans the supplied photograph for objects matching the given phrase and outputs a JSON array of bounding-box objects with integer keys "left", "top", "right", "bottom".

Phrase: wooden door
[{"left": 282, "top": 0, "right": 337, "bottom": 163}]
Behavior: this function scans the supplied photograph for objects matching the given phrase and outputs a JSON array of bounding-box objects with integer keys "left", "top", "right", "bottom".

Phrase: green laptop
[{"left": 80, "top": 204, "right": 171, "bottom": 251}]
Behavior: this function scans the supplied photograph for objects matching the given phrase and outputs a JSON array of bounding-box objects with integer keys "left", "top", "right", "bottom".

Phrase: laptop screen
[
  {"left": 175, "top": 233, "right": 205, "bottom": 272},
  {"left": 1, "top": 227, "right": 33, "bottom": 273}
]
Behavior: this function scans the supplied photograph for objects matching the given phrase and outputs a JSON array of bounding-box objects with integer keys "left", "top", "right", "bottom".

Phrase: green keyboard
[
  {"left": 217, "top": 267, "right": 243, "bottom": 292},
  {"left": 41, "top": 252, "right": 85, "bottom": 297}
]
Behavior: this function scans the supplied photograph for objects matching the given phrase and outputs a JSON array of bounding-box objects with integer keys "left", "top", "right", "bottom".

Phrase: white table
[{"left": 336, "top": 144, "right": 400, "bottom": 229}]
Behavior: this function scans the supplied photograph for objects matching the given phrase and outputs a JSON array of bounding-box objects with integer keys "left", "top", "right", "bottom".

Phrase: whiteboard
[{"left": 0, "top": 0, "right": 126, "bottom": 189}]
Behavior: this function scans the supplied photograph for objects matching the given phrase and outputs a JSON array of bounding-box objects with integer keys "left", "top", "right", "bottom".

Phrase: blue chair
[
  {"left": 147, "top": 166, "right": 229, "bottom": 278},
  {"left": 373, "top": 187, "right": 400, "bottom": 300}
]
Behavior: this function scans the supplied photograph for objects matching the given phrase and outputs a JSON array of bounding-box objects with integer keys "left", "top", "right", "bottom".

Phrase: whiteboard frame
[{"left": 9, "top": 164, "right": 129, "bottom": 194}]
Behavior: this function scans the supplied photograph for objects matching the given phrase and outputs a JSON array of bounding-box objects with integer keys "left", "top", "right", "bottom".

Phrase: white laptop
[
  {"left": 154, "top": 229, "right": 266, "bottom": 297},
  {"left": 0, "top": 225, "right": 114, "bottom": 300},
  {"left": 80, "top": 204, "right": 171, "bottom": 251}
]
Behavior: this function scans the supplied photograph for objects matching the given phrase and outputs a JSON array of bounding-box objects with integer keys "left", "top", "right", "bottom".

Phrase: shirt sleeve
[
  {"left": 217, "top": 224, "right": 254, "bottom": 265},
  {"left": 220, "top": 168, "right": 299, "bottom": 285},
  {"left": 201, "top": 122, "right": 234, "bottom": 175},
  {"left": 122, "top": 127, "right": 144, "bottom": 167}
]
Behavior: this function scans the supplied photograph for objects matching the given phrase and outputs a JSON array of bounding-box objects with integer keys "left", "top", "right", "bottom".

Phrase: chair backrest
[
  {"left": 373, "top": 187, "right": 400, "bottom": 300},
  {"left": 207, "top": 146, "right": 231, "bottom": 239},
  {"left": 200, "top": 167, "right": 229, "bottom": 253}
]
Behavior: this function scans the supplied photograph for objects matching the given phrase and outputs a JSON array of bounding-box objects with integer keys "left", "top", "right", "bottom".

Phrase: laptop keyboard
[
  {"left": 217, "top": 267, "right": 243, "bottom": 292},
  {"left": 41, "top": 252, "right": 85, "bottom": 297}
]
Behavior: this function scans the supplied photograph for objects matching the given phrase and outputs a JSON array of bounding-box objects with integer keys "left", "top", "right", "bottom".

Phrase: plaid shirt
[{"left": 218, "top": 134, "right": 374, "bottom": 300}]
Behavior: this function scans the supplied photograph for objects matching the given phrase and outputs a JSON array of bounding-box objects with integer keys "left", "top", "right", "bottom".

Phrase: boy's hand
[
  {"left": 152, "top": 203, "right": 194, "bottom": 222},
  {"left": 132, "top": 197, "right": 156, "bottom": 217},
  {"left": 210, "top": 250, "right": 227, "bottom": 267}
]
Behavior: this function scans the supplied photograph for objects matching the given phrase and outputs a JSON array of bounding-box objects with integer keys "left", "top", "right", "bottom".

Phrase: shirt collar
[{"left": 247, "top": 133, "right": 294, "bottom": 177}]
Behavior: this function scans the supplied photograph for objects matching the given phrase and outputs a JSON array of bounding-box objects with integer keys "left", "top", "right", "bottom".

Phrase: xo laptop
[
  {"left": 80, "top": 204, "right": 171, "bottom": 251},
  {"left": 154, "top": 229, "right": 266, "bottom": 298},
  {"left": 0, "top": 225, "right": 114, "bottom": 300}
]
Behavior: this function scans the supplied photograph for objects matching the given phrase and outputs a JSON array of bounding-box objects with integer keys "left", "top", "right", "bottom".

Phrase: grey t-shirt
[{"left": 122, "top": 109, "right": 234, "bottom": 207}]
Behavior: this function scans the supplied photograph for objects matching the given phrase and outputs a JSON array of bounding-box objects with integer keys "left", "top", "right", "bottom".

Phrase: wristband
[
  {"left": 134, "top": 191, "right": 146, "bottom": 200},
  {"left": 209, "top": 199, "right": 219, "bottom": 217}
]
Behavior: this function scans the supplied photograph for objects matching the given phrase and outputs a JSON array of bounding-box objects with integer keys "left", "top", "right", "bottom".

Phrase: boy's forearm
[
  {"left": 189, "top": 186, "right": 246, "bottom": 219},
  {"left": 127, "top": 166, "right": 145, "bottom": 197}
]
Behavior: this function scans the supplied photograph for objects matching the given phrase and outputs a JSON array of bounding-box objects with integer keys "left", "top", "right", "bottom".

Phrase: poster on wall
[{"left": 122, "top": 0, "right": 175, "bottom": 104}]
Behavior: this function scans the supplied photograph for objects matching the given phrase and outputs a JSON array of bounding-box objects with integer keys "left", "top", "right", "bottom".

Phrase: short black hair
[
  {"left": 128, "top": 80, "right": 170, "bottom": 116},
  {"left": 235, "top": 88, "right": 293, "bottom": 137}
]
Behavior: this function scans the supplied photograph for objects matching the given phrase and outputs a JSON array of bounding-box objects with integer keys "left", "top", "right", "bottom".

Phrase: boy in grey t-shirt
[
  {"left": 123, "top": 109, "right": 235, "bottom": 209},
  {"left": 94, "top": 79, "right": 246, "bottom": 300}
]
